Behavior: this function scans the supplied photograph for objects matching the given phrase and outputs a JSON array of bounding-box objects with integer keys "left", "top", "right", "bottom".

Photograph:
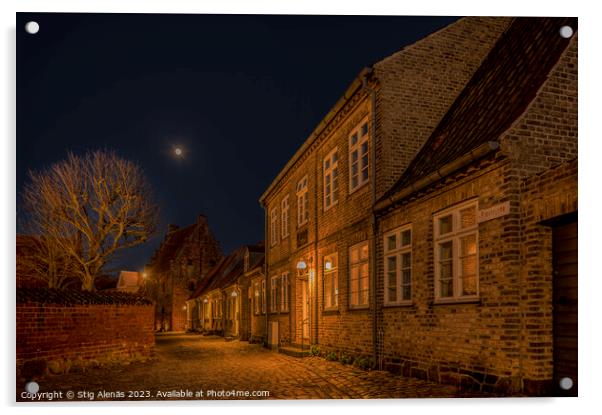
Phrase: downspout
[
  {"left": 362, "top": 70, "right": 378, "bottom": 367},
  {"left": 313, "top": 150, "right": 319, "bottom": 346},
  {"left": 263, "top": 204, "right": 269, "bottom": 346}
]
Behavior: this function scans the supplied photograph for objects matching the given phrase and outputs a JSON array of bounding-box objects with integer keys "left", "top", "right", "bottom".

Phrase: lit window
[
  {"left": 323, "top": 253, "right": 338, "bottom": 310},
  {"left": 296, "top": 176, "right": 309, "bottom": 227},
  {"left": 261, "top": 279, "right": 266, "bottom": 314},
  {"left": 433, "top": 200, "right": 479, "bottom": 301},
  {"left": 270, "top": 276, "right": 279, "bottom": 312},
  {"left": 281, "top": 196, "right": 290, "bottom": 239},
  {"left": 349, "top": 118, "right": 370, "bottom": 193},
  {"left": 270, "top": 207, "right": 278, "bottom": 246},
  {"left": 323, "top": 148, "right": 339, "bottom": 210},
  {"left": 280, "top": 273, "right": 289, "bottom": 312},
  {"left": 349, "top": 241, "right": 369, "bottom": 307},
  {"left": 384, "top": 225, "right": 412, "bottom": 305}
]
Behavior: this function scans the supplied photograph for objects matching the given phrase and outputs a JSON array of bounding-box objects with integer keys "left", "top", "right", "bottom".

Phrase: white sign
[{"left": 478, "top": 201, "right": 511, "bottom": 223}]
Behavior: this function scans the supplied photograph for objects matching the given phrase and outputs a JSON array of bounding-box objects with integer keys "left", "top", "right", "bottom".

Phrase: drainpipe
[
  {"left": 264, "top": 206, "right": 269, "bottom": 346},
  {"left": 362, "top": 69, "right": 379, "bottom": 367}
]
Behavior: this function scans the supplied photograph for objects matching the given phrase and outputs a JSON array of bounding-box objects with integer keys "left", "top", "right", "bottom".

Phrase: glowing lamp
[
  {"left": 325, "top": 260, "right": 333, "bottom": 270},
  {"left": 231, "top": 291, "right": 238, "bottom": 297},
  {"left": 296, "top": 260, "right": 307, "bottom": 270}
]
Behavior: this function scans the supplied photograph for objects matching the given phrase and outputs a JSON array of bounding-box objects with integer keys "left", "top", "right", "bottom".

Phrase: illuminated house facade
[
  {"left": 187, "top": 244, "right": 265, "bottom": 339},
  {"left": 259, "top": 16, "right": 577, "bottom": 396},
  {"left": 146, "top": 215, "right": 222, "bottom": 332}
]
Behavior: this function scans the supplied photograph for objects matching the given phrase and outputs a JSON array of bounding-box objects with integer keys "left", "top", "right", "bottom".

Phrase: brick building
[
  {"left": 259, "top": 17, "right": 511, "bottom": 353},
  {"left": 187, "top": 243, "right": 265, "bottom": 339},
  {"left": 259, "top": 16, "right": 577, "bottom": 396},
  {"left": 146, "top": 214, "right": 222, "bottom": 332}
]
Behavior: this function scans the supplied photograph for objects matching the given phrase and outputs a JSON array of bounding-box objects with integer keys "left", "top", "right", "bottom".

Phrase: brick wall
[
  {"left": 17, "top": 289, "right": 154, "bottom": 380},
  {"left": 500, "top": 34, "right": 578, "bottom": 178},
  {"left": 374, "top": 17, "right": 512, "bottom": 199}
]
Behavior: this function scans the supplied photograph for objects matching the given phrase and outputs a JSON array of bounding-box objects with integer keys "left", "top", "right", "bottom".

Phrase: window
[
  {"left": 349, "top": 241, "right": 369, "bottom": 308},
  {"left": 281, "top": 273, "right": 289, "bottom": 312},
  {"left": 253, "top": 282, "right": 260, "bottom": 315},
  {"left": 433, "top": 200, "right": 479, "bottom": 301},
  {"left": 296, "top": 176, "right": 309, "bottom": 227},
  {"left": 281, "top": 196, "right": 290, "bottom": 239},
  {"left": 261, "top": 279, "right": 267, "bottom": 314},
  {"left": 270, "top": 207, "right": 278, "bottom": 246},
  {"left": 323, "top": 148, "right": 339, "bottom": 210},
  {"left": 349, "top": 118, "right": 370, "bottom": 193},
  {"left": 270, "top": 276, "right": 279, "bottom": 312},
  {"left": 384, "top": 225, "right": 412, "bottom": 305},
  {"left": 323, "top": 253, "right": 338, "bottom": 310}
]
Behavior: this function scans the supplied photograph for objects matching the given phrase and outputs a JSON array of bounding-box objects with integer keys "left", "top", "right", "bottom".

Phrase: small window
[
  {"left": 270, "top": 276, "right": 279, "bottom": 312},
  {"left": 281, "top": 196, "right": 290, "bottom": 239},
  {"left": 296, "top": 176, "right": 309, "bottom": 227},
  {"left": 323, "top": 148, "right": 339, "bottom": 210},
  {"left": 383, "top": 225, "right": 412, "bottom": 305},
  {"left": 270, "top": 207, "right": 279, "bottom": 246},
  {"left": 349, "top": 241, "right": 369, "bottom": 308},
  {"left": 323, "top": 253, "right": 338, "bottom": 310},
  {"left": 281, "top": 273, "right": 289, "bottom": 312},
  {"left": 261, "top": 279, "right": 267, "bottom": 314},
  {"left": 434, "top": 200, "right": 479, "bottom": 302},
  {"left": 349, "top": 117, "right": 370, "bottom": 193}
]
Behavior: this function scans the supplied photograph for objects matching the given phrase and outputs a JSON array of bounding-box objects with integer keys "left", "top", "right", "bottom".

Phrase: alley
[{"left": 19, "top": 333, "right": 488, "bottom": 401}]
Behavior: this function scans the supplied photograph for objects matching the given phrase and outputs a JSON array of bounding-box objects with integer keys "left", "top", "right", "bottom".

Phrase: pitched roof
[
  {"left": 188, "top": 244, "right": 265, "bottom": 300},
  {"left": 379, "top": 17, "right": 577, "bottom": 203},
  {"left": 149, "top": 224, "right": 196, "bottom": 273}
]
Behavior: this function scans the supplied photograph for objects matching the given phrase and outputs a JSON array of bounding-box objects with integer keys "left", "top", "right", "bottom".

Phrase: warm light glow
[
  {"left": 325, "top": 260, "right": 332, "bottom": 270},
  {"left": 203, "top": 298, "right": 208, "bottom": 303},
  {"left": 142, "top": 272, "right": 147, "bottom": 278},
  {"left": 296, "top": 260, "right": 307, "bottom": 270},
  {"left": 174, "top": 147, "right": 183, "bottom": 157},
  {"left": 182, "top": 305, "right": 187, "bottom": 310},
  {"left": 231, "top": 291, "right": 238, "bottom": 297}
]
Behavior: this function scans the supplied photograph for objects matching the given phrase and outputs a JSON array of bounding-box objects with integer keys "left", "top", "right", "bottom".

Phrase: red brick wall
[{"left": 17, "top": 301, "right": 154, "bottom": 378}]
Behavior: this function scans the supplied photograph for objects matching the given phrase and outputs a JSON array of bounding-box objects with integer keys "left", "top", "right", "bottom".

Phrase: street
[{"left": 19, "top": 333, "right": 488, "bottom": 401}]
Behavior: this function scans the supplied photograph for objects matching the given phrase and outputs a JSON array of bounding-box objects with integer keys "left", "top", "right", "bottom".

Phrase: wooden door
[{"left": 553, "top": 220, "right": 578, "bottom": 396}]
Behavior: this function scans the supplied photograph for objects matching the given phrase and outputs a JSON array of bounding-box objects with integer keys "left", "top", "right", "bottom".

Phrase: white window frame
[
  {"left": 270, "top": 276, "right": 279, "bottom": 312},
  {"left": 323, "top": 253, "right": 338, "bottom": 310},
  {"left": 323, "top": 147, "right": 339, "bottom": 211},
  {"left": 348, "top": 117, "right": 370, "bottom": 193},
  {"left": 281, "top": 196, "right": 290, "bottom": 239},
  {"left": 383, "top": 224, "right": 412, "bottom": 306},
  {"left": 433, "top": 199, "right": 479, "bottom": 303},
  {"left": 280, "top": 273, "right": 289, "bottom": 312},
  {"left": 270, "top": 207, "right": 279, "bottom": 246},
  {"left": 349, "top": 241, "right": 369, "bottom": 308},
  {"left": 296, "top": 176, "right": 309, "bottom": 227},
  {"left": 253, "top": 282, "right": 260, "bottom": 315}
]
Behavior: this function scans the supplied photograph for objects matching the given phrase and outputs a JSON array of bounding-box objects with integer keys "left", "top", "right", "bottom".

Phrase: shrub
[
  {"left": 325, "top": 351, "right": 338, "bottom": 361},
  {"left": 339, "top": 353, "right": 353, "bottom": 365},
  {"left": 309, "top": 345, "right": 321, "bottom": 356},
  {"left": 353, "top": 357, "right": 372, "bottom": 370}
]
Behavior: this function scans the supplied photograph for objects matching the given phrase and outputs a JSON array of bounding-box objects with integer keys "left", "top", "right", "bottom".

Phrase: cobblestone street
[{"left": 20, "top": 333, "right": 488, "bottom": 401}]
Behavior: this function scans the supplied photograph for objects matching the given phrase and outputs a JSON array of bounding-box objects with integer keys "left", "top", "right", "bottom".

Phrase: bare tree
[
  {"left": 17, "top": 235, "right": 78, "bottom": 289},
  {"left": 21, "top": 150, "right": 159, "bottom": 291}
]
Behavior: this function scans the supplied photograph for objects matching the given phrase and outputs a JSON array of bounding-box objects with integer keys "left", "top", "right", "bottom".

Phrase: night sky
[{"left": 16, "top": 13, "right": 459, "bottom": 274}]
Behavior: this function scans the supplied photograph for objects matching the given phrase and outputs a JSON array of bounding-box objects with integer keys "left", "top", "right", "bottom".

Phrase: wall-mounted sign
[{"left": 478, "top": 201, "right": 511, "bottom": 223}]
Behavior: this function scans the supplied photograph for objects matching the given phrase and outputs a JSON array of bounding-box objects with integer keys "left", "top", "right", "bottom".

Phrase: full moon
[{"left": 174, "top": 147, "right": 183, "bottom": 157}]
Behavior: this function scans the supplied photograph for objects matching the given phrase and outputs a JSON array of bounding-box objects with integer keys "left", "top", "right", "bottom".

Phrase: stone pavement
[{"left": 18, "top": 333, "right": 489, "bottom": 401}]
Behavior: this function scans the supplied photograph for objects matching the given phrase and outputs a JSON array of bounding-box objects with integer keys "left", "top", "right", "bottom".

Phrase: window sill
[
  {"left": 348, "top": 305, "right": 370, "bottom": 311},
  {"left": 383, "top": 301, "right": 413, "bottom": 308},
  {"left": 323, "top": 201, "right": 339, "bottom": 213},
  {"left": 433, "top": 297, "right": 480, "bottom": 306},
  {"left": 322, "top": 308, "right": 339, "bottom": 316},
  {"left": 348, "top": 181, "right": 370, "bottom": 196}
]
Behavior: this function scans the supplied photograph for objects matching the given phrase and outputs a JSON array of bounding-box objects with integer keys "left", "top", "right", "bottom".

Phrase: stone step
[{"left": 278, "top": 346, "right": 311, "bottom": 358}]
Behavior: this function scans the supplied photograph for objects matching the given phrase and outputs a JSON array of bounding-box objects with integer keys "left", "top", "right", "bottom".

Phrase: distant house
[
  {"left": 146, "top": 214, "right": 222, "bottom": 332},
  {"left": 116, "top": 271, "right": 143, "bottom": 293},
  {"left": 187, "top": 243, "right": 264, "bottom": 339},
  {"left": 258, "top": 16, "right": 577, "bottom": 396}
]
